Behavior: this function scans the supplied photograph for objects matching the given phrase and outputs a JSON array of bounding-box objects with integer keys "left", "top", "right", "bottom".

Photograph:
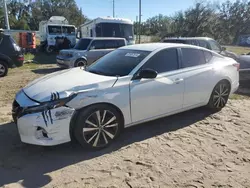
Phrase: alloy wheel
[
  {"left": 83, "top": 110, "right": 119, "bottom": 148},
  {"left": 213, "top": 83, "right": 229, "bottom": 108}
]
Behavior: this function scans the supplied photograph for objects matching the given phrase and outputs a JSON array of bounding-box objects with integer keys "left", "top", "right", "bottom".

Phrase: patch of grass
[
  {"left": 24, "top": 53, "right": 35, "bottom": 62},
  {"left": 21, "top": 62, "right": 40, "bottom": 69},
  {"left": 24, "top": 52, "right": 57, "bottom": 65},
  {"left": 224, "top": 46, "right": 250, "bottom": 55}
]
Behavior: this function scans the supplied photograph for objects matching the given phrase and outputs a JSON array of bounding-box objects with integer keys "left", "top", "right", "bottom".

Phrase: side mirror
[
  {"left": 134, "top": 69, "right": 158, "bottom": 80},
  {"left": 221, "top": 46, "right": 226, "bottom": 51}
]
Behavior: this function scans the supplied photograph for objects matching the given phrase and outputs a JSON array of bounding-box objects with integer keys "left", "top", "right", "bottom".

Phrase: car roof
[
  {"left": 119, "top": 43, "right": 203, "bottom": 52},
  {"left": 80, "top": 37, "right": 126, "bottom": 40},
  {"left": 163, "top": 37, "right": 213, "bottom": 41}
]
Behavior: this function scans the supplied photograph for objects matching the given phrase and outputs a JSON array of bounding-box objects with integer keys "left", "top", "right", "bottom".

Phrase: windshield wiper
[{"left": 88, "top": 70, "right": 105, "bottom": 75}]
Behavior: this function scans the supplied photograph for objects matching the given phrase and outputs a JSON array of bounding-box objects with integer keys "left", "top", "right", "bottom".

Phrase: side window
[
  {"left": 203, "top": 50, "right": 213, "bottom": 63},
  {"left": 181, "top": 48, "right": 206, "bottom": 68},
  {"left": 198, "top": 40, "right": 209, "bottom": 49},
  {"left": 117, "top": 40, "right": 125, "bottom": 48},
  {"left": 142, "top": 48, "right": 179, "bottom": 73},
  {"left": 90, "top": 40, "right": 105, "bottom": 50},
  {"left": 209, "top": 40, "right": 221, "bottom": 52},
  {"left": 187, "top": 40, "right": 198, "bottom": 46},
  {"left": 105, "top": 40, "right": 116, "bottom": 49}
]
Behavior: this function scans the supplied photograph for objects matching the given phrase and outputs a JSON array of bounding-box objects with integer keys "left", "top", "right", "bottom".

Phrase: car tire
[
  {"left": 74, "top": 59, "right": 87, "bottom": 67},
  {"left": 74, "top": 104, "right": 123, "bottom": 149},
  {"left": 207, "top": 80, "right": 231, "bottom": 110},
  {"left": 0, "top": 61, "right": 8, "bottom": 77}
]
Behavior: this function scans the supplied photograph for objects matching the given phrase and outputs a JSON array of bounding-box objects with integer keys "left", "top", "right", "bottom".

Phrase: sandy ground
[{"left": 0, "top": 65, "right": 250, "bottom": 188}]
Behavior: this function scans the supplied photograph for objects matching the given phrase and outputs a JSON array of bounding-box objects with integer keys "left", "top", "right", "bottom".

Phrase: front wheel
[
  {"left": 0, "top": 61, "right": 8, "bottom": 77},
  {"left": 207, "top": 80, "right": 230, "bottom": 110},
  {"left": 74, "top": 59, "right": 87, "bottom": 67},
  {"left": 74, "top": 105, "right": 123, "bottom": 149}
]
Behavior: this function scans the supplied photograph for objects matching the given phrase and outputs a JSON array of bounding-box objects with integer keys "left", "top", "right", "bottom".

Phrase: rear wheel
[
  {"left": 207, "top": 80, "right": 230, "bottom": 110},
  {"left": 0, "top": 61, "right": 8, "bottom": 77},
  {"left": 74, "top": 104, "right": 123, "bottom": 149},
  {"left": 74, "top": 59, "right": 87, "bottom": 67}
]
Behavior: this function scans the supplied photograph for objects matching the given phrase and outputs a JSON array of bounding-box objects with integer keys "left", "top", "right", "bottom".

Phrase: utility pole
[
  {"left": 113, "top": 0, "right": 115, "bottom": 17},
  {"left": 136, "top": 16, "right": 138, "bottom": 41},
  {"left": 138, "top": 0, "right": 141, "bottom": 44},
  {"left": 3, "top": 0, "right": 10, "bottom": 30}
]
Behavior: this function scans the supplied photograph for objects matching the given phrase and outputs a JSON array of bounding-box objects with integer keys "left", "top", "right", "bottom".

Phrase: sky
[{"left": 76, "top": 0, "right": 236, "bottom": 22}]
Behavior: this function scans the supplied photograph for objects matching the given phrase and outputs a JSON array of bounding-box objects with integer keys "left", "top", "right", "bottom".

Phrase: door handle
[{"left": 174, "top": 78, "right": 184, "bottom": 84}]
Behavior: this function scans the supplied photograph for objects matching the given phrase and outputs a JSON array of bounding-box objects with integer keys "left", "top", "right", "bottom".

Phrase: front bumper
[
  {"left": 56, "top": 56, "right": 75, "bottom": 68},
  {"left": 12, "top": 92, "right": 75, "bottom": 146},
  {"left": 15, "top": 107, "right": 74, "bottom": 146}
]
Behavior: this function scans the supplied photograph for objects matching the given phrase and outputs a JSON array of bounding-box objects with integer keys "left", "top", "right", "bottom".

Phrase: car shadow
[{"left": 0, "top": 107, "right": 215, "bottom": 187}]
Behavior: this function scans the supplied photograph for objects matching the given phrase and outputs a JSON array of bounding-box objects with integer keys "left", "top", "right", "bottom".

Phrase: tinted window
[
  {"left": 142, "top": 49, "right": 179, "bottom": 73},
  {"left": 87, "top": 49, "right": 150, "bottom": 76},
  {"left": 74, "top": 39, "right": 91, "bottom": 50},
  {"left": 203, "top": 50, "right": 213, "bottom": 63},
  {"left": 181, "top": 48, "right": 206, "bottom": 68},
  {"left": 198, "top": 40, "right": 209, "bottom": 49},
  {"left": 163, "top": 39, "right": 186, "bottom": 44},
  {"left": 187, "top": 40, "right": 199, "bottom": 46},
  {"left": 90, "top": 40, "right": 105, "bottom": 50},
  {"left": 105, "top": 40, "right": 116, "bottom": 49},
  {"left": 209, "top": 40, "right": 221, "bottom": 52},
  {"left": 117, "top": 40, "right": 125, "bottom": 47}
]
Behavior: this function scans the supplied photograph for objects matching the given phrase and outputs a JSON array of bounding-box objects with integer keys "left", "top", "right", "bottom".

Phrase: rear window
[{"left": 181, "top": 48, "right": 206, "bottom": 68}]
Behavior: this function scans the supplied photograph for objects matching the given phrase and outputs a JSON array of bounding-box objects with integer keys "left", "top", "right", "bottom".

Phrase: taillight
[
  {"left": 18, "top": 56, "right": 24, "bottom": 61},
  {"left": 233, "top": 63, "right": 240, "bottom": 71}
]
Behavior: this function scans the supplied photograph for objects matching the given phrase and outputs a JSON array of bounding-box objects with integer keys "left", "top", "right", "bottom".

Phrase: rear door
[
  {"left": 180, "top": 48, "right": 216, "bottom": 108},
  {"left": 86, "top": 40, "right": 107, "bottom": 64}
]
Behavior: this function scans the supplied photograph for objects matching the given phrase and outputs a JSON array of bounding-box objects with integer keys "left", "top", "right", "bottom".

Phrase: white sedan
[{"left": 12, "top": 43, "right": 239, "bottom": 149}]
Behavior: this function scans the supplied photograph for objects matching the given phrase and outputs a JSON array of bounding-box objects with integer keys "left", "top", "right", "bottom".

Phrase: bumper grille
[{"left": 12, "top": 100, "right": 23, "bottom": 123}]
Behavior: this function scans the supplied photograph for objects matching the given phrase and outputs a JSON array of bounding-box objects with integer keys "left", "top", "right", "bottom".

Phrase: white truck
[
  {"left": 39, "top": 16, "right": 77, "bottom": 53},
  {"left": 77, "top": 17, "right": 135, "bottom": 45}
]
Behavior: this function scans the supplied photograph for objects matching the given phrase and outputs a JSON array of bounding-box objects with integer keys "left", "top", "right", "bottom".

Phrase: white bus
[
  {"left": 39, "top": 16, "right": 77, "bottom": 53},
  {"left": 77, "top": 17, "right": 135, "bottom": 45}
]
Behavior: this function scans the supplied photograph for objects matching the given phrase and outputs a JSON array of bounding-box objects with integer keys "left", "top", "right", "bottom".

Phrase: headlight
[{"left": 22, "top": 93, "right": 77, "bottom": 115}]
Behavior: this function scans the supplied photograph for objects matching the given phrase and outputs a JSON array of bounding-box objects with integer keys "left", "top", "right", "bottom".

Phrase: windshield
[
  {"left": 96, "top": 23, "right": 134, "bottom": 41},
  {"left": 62, "top": 26, "right": 76, "bottom": 35},
  {"left": 87, "top": 49, "right": 150, "bottom": 77},
  {"left": 74, "top": 39, "right": 91, "bottom": 50},
  {"left": 48, "top": 25, "right": 62, "bottom": 35}
]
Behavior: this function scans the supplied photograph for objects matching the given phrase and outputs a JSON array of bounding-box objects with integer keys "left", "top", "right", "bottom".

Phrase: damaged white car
[{"left": 12, "top": 43, "right": 239, "bottom": 149}]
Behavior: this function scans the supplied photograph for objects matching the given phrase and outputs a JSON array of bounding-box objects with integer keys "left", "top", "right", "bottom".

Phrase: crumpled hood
[{"left": 23, "top": 68, "right": 117, "bottom": 102}]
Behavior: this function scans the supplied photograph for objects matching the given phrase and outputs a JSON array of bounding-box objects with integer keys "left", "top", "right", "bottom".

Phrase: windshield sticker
[{"left": 125, "top": 53, "right": 141, "bottom": 58}]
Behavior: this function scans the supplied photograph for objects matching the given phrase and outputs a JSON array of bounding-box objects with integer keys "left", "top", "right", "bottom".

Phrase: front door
[{"left": 130, "top": 48, "right": 185, "bottom": 123}]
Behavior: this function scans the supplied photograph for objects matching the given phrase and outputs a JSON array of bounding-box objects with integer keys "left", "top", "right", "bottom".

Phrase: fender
[{"left": 0, "top": 53, "right": 13, "bottom": 68}]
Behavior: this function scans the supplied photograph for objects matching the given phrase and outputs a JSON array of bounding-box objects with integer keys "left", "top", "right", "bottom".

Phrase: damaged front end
[{"left": 12, "top": 90, "right": 77, "bottom": 146}]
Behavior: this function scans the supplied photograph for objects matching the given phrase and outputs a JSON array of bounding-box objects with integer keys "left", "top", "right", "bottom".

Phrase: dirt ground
[{"left": 0, "top": 64, "right": 250, "bottom": 188}]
